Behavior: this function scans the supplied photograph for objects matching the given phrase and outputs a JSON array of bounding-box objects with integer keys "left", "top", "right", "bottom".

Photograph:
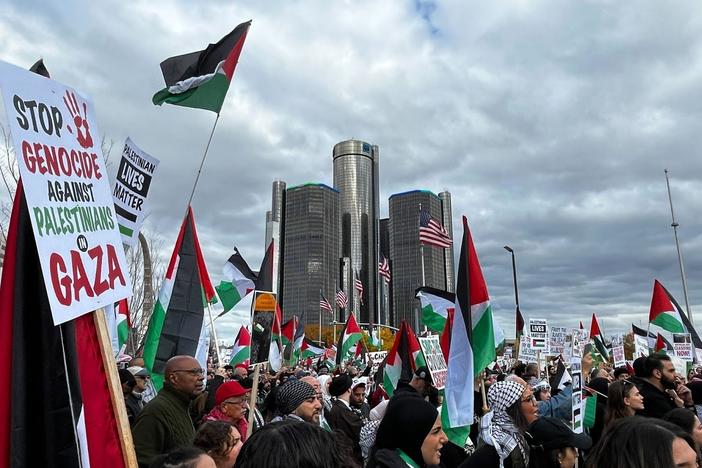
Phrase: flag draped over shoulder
[
  {"left": 650, "top": 279, "right": 685, "bottom": 333},
  {"left": 142, "top": 207, "right": 215, "bottom": 390},
  {"left": 383, "top": 321, "right": 425, "bottom": 396},
  {"left": 0, "top": 182, "right": 130, "bottom": 467},
  {"left": 215, "top": 248, "right": 256, "bottom": 315},
  {"left": 229, "top": 326, "right": 251, "bottom": 367},
  {"left": 336, "top": 314, "right": 363, "bottom": 365},
  {"left": 153, "top": 21, "right": 251, "bottom": 113},
  {"left": 415, "top": 286, "right": 454, "bottom": 333}
]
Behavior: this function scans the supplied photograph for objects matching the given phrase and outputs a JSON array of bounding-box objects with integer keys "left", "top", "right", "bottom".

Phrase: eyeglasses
[
  {"left": 223, "top": 399, "right": 249, "bottom": 407},
  {"left": 172, "top": 368, "right": 205, "bottom": 376}
]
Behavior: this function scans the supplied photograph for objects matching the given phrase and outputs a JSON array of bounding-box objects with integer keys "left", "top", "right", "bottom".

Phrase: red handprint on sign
[{"left": 63, "top": 90, "right": 94, "bottom": 149}]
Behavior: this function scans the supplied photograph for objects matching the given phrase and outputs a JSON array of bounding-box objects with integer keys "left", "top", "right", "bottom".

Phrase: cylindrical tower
[
  {"left": 439, "top": 191, "right": 455, "bottom": 292},
  {"left": 333, "top": 140, "right": 379, "bottom": 325}
]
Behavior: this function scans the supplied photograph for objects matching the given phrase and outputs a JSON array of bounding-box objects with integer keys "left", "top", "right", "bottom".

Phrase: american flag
[
  {"left": 419, "top": 211, "right": 452, "bottom": 248},
  {"left": 336, "top": 289, "right": 348, "bottom": 309},
  {"left": 320, "top": 292, "right": 333, "bottom": 313},
  {"left": 378, "top": 256, "right": 391, "bottom": 283},
  {"left": 354, "top": 273, "right": 364, "bottom": 305}
]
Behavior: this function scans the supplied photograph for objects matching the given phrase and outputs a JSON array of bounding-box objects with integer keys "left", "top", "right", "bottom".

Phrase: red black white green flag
[
  {"left": 383, "top": 321, "right": 426, "bottom": 396},
  {"left": 0, "top": 182, "right": 130, "bottom": 466},
  {"left": 153, "top": 21, "right": 251, "bottom": 113}
]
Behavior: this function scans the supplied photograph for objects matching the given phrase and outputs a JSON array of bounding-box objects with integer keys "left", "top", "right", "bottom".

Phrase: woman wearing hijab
[
  {"left": 368, "top": 396, "right": 448, "bottom": 468},
  {"left": 461, "top": 379, "right": 538, "bottom": 468},
  {"left": 317, "top": 374, "right": 333, "bottom": 413}
]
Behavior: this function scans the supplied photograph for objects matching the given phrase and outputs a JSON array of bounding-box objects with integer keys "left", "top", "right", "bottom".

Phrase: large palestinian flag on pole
[
  {"left": 383, "top": 321, "right": 426, "bottom": 396},
  {"left": 153, "top": 21, "right": 251, "bottom": 113},
  {"left": 215, "top": 248, "right": 256, "bottom": 315},
  {"left": 142, "top": 207, "right": 215, "bottom": 390},
  {"left": 229, "top": 326, "right": 251, "bottom": 367},
  {"left": 416, "top": 286, "right": 454, "bottom": 332},
  {"left": 301, "top": 339, "right": 325, "bottom": 359},
  {"left": 0, "top": 182, "right": 133, "bottom": 466},
  {"left": 336, "top": 313, "right": 363, "bottom": 365},
  {"left": 650, "top": 279, "right": 685, "bottom": 333},
  {"left": 589, "top": 313, "right": 610, "bottom": 361}
]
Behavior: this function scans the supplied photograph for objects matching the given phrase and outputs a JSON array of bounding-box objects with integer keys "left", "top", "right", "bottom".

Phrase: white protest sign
[
  {"left": 418, "top": 335, "right": 447, "bottom": 390},
  {"left": 611, "top": 334, "right": 625, "bottom": 367},
  {"left": 519, "top": 335, "right": 538, "bottom": 363},
  {"left": 570, "top": 357, "right": 583, "bottom": 433},
  {"left": 0, "top": 60, "right": 131, "bottom": 324},
  {"left": 673, "top": 333, "right": 693, "bottom": 362},
  {"left": 368, "top": 351, "right": 388, "bottom": 374},
  {"left": 113, "top": 138, "right": 159, "bottom": 246},
  {"left": 633, "top": 333, "right": 650, "bottom": 358},
  {"left": 549, "top": 326, "right": 568, "bottom": 355},
  {"left": 529, "top": 318, "right": 549, "bottom": 351},
  {"left": 572, "top": 329, "right": 590, "bottom": 358}
]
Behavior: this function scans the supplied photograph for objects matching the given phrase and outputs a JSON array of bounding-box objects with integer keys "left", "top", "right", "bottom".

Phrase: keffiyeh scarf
[{"left": 480, "top": 380, "right": 529, "bottom": 468}]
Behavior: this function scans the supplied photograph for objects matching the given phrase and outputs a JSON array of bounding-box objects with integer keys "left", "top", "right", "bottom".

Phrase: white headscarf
[{"left": 480, "top": 380, "right": 529, "bottom": 468}]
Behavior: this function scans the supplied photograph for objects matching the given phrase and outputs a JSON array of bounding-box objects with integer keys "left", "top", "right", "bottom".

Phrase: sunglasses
[{"left": 173, "top": 368, "right": 205, "bottom": 376}]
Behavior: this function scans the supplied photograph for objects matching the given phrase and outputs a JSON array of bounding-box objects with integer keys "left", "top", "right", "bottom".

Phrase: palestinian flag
[
  {"left": 650, "top": 279, "right": 685, "bottom": 333},
  {"left": 549, "top": 357, "right": 572, "bottom": 390},
  {"left": 215, "top": 248, "right": 256, "bottom": 315},
  {"left": 277, "top": 317, "right": 297, "bottom": 347},
  {"left": 416, "top": 286, "right": 454, "bottom": 332},
  {"left": 142, "top": 207, "right": 215, "bottom": 390},
  {"left": 0, "top": 182, "right": 132, "bottom": 466},
  {"left": 229, "top": 326, "right": 251, "bottom": 367},
  {"left": 301, "top": 338, "right": 325, "bottom": 359},
  {"left": 589, "top": 313, "right": 610, "bottom": 361},
  {"left": 291, "top": 313, "right": 306, "bottom": 363},
  {"left": 383, "top": 321, "right": 425, "bottom": 397},
  {"left": 116, "top": 298, "right": 130, "bottom": 349},
  {"left": 660, "top": 282, "right": 702, "bottom": 360},
  {"left": 336, "top": 314, "right": 363, "bottom": 365},
  {"left": 153, "top": 21, "right": 251, "bottom": 113},
  {"left": 255, "top": 240, "right": 275, "bottom": 292},
  {"left": 654, "top": 333, "right": 674, "bottom": 353},
  {"left": 583, "top": 395, "right": 597, "bottom": 429},
  {"left": 445, "top": 216, "right": 488, "bottom": 431}
]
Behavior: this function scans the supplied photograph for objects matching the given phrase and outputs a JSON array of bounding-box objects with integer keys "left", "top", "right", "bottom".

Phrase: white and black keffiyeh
[{"left": 480, "top": 380, "right": 529, "bottom": 468}]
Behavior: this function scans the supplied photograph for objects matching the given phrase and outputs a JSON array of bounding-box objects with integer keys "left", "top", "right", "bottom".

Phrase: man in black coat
[
  {"left": 326, "top": 374, "right": 364, "bottom": 464},
  {"left": 636, "top": 353, "right": 693, "bottom": 418}
]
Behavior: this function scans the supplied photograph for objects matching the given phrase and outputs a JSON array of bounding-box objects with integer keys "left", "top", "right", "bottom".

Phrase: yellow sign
[{"left": 254, "top": 292, "right": 276, "bottom": 311}]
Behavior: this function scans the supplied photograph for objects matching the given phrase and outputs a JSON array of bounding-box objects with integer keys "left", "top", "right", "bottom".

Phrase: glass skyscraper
[
  {"left": 280, "top": 183, "right": 340, "bottom": 325},
  {"left": 333, "top": 140, "right": 380, "bottom": 325}
]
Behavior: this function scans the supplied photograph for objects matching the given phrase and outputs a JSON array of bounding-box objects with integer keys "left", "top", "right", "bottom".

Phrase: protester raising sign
[
  {"left": 113, "top": 138, "right": 159, "bottom": 246},
  {"left": 0, "top": 60, "right": 131, "bottom": 324},
  {"left": 418, "top": 335, "right": 447, "bottom": 390}
]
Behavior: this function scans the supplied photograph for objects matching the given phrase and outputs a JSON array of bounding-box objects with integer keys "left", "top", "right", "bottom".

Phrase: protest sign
[
  {"left": 368, "top": 351, "right": 388, "bottom": 374},
  {"left": 570, "top": 357, "right": 583, "bottom": 433},
  {"left": 250, "top": 292, "right": 277, "bottom": 364},
  {"left": 549, "top": 326, "right": 568, "bottom": 355},
  {"left": 571, "top": 329, "right": 590, "bottom": 357},
  {"left": 611, "top": 334, "right": 625, "bottom": 367},
  {"left": 419, "top": 335, "right": 447, "bottom": 389},
  {"left": 0, "top": 60, "right": 131, "bottom": 324},
  {"left": 562, "top": 333, "right": 573, "bottom": 361},
  {"left": 113, "top": 138, "right": 159, "bottom": 246},
  {"left": 519, "top": 335, "right": 538, "bottom": 363},
  {"left": 633, "top": 333, "right": 650, "bottom": 358},
  {"left": 529, "top": 318, "right": 549, "bottom": 351},
  {"left": 673, "top": 333, "right": 693, "bottom": 362}
]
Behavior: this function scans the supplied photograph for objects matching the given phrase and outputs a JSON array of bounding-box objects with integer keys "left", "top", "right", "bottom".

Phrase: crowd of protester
[{"left": 115, "top": 348, "right": 702, "bottom": 468}]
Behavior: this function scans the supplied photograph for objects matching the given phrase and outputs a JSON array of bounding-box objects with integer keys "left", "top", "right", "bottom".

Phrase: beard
[{"left": 661, "top": 376, "right": 677, "bottom": 390}]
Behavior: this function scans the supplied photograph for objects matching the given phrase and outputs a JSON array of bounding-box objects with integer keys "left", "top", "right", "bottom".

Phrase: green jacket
[{"left": 132, "top": 385, "right": 195, "bottom": 467}]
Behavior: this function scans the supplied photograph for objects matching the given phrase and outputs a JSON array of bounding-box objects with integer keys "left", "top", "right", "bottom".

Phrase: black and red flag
[{"left": 0, "top": 182, "right": 130, "bottom": 466}]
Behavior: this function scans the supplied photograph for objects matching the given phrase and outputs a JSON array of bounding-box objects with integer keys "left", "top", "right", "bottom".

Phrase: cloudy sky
[{"left": 2, "top": 0, "right": 702, "bottom": 341}]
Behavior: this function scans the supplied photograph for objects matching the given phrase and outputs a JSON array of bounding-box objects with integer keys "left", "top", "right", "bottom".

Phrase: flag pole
[
  {"left": 246, "top": 363, "right": 261, "bottom": 438},
  {"left": 664, "top": 169, "right": 693, "bottom": 325},
  {"left": 419, "top": 204, "right": 426, "bottom": 334},
  {"left": 207, "top": 302, "right": 223, "bottom": 366},
  {"left": 185, "top": 113, "right": 221, "bottom": 210}
]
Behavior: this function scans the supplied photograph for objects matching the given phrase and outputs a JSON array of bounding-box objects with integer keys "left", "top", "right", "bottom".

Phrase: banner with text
[
  {"left": 113, "top": 138, "right": 159, "bottom": 246},
  {"left": 529, "top": 318, "right": 549, "bottom": 352},
  {"left": 549, "top": 326, "right": 568, "bottom": 355},
  {"left": 0, "top": 60, "right": 131, "bottom": 324},
  {"left": 418, "top": 335, "right": 447, "bottom": 389},
  {"left": 673, "top": 333, "right": 693, "bottom": 362}
]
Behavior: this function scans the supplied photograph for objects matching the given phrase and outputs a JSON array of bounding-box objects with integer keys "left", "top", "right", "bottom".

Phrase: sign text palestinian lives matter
[
  {"left": 0, "top": 61, "right": 131, "bottom": 324},
  {"left": 113, "top": 138, "right": 159, "bottom": 246}
]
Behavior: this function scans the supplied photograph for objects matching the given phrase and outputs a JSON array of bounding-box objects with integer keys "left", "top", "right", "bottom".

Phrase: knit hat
[
  {"left": 374, "top": 396, "right": 438, "bottom": 466},
  {"left": 215, "top": 381, "right": 248, "bottom": 405},
  {"left": 276, "top": 379, "right": 317, "bottom": 415},
  {"left": 119, "top": 369, "right": 136, "bottom": 387},
  {"left": 329, "top": 374, "right": 353, "bottom": 397}
]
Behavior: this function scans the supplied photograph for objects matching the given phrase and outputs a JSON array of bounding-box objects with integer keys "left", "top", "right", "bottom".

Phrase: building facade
[
  {"left": 332, "top": 140, "right": 380, "bottom": 324},
  {"left": 280, "top": 183, "right": 340, "bottom": 326},
  {"left": 264, "top": 180, "right": 286, "bottom": 298},
  {"left": 388, "top": 190, "right": 454, "bottom": 329}
]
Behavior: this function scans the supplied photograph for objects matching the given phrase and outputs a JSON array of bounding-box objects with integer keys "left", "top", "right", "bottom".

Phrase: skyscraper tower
[
  {"left": 265, "top": 180, "right": 286, "bottom": 298},
  {"left": 333, "top": 140, "right": 380, "bottom": 325},
  {"left": 388, "top": 190, "right": 453, "bottom": 329},
  {"left": 280, "top": 183, "right": 339, "bottom": 325}
]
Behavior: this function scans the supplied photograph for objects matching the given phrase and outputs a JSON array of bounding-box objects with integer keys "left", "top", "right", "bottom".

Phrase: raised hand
[{"left": 63, "top": 90, "right": 94, "bottom": 149}]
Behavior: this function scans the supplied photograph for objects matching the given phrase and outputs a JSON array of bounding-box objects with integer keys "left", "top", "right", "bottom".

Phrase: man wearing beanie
[
  {"left": 327, "top": 373, "right": 364, "bottom": 464},
  {"left": 271, "top": 379, "right": 322, "bottom": 423}
]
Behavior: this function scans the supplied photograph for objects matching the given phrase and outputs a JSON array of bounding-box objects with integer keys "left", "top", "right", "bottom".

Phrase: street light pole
[
  {"left": 504, "top": 245, "right": 524, "bottom": 360},
  {"left": 504, "top": 246, "right": 520, "bottom": 309}
]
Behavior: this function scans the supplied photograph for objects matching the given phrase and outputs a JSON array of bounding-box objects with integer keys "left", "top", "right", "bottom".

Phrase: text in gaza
[{"left": 20, "top": 140, "right": 103, "bottom": 180}]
